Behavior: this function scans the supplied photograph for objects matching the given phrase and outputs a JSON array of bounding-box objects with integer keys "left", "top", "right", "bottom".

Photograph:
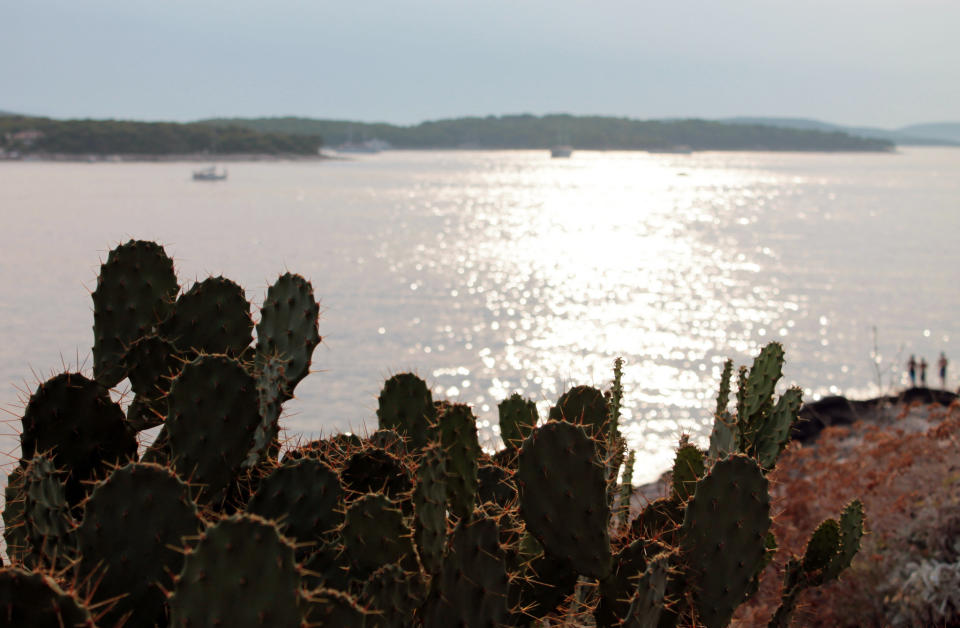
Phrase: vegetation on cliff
[
  {"left": 0, "top": 116, "right": 322, "bottom": 156},
  {"left": 202, "top": 113, "right": 896, "bottom": 152}
]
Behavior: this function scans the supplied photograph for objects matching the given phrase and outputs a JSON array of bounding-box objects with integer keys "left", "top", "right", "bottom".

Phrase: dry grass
[{"left": 733, "top": 399, "right": 960, "bottom": 627}]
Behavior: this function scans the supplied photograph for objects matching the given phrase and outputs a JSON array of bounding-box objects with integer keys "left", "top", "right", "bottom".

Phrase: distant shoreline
[{"left": 0, "top": 152, "right": 332, "bottom": 163}]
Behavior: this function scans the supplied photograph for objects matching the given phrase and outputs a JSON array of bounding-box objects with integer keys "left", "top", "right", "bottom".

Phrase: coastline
[{"left": 0, "top": 152, "right": 333, "bottom": 163}]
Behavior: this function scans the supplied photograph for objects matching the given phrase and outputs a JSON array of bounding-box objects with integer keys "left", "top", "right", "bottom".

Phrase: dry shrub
[{"left": 733, "top": 402, "right": 960, "bottom": 627}]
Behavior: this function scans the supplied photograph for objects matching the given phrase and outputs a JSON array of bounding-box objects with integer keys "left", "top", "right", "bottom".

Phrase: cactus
[
  {"left": 342, "top": 493, "right": 419, "bottom": 581},
  {"left": 707, "top": 359, "right": 737, "bottom": 463},
  {"left": 437, "top": 403, "right": 481, "bottom": 520},
  {"left": 618, "top": 449, "right": 636, "bottom": 528},
  {"left": 166, "top": 354, "right": 260, "bottom": 505},
  {"left": 679, "top": 454, "right": 772, "bottom": 628},
  {"left": 377, "top": 373, "right": 437, "bottom": 450},
  {"left": 518, "top": 421, "right": 612, "bottom": 579},
  {"left": 92, "top": 239, "right": 179, "bottom": 386},
  {"left": 477, "top": 462, "right": 517, "bottom": 508},
  {"left": 412, "top": 443, "right": 448, "bottom": 575},
  {"left": 2, "top": 467, "right": 27, "bottom": 566},
  {"left": 20, "top": 453, "right": 76, "bottom": 572},
  {"left": 20, "top": 372, "right": 136, "bottom": 506},
  {"left": 0, "top": 567, "right": 94, "bottom": 627},
  {"left": 170, "top": 514, "right": 303, "bottom": 628},
  {"left": 549, "top": 384, "right": 608, "bottom": 441},
  {"left": 76, "top": 462, "right": 202, "bottom": 628},
  {"left": 498, "top": 393, "right": 539, "bottom": 449},
  {"left": 424, "top": 514, "right": 509, "bottom": 628},
  {"left": 770, "top": 500, "right": 865, "bottom": 627},
  {"left": 124, "top": 335, "right": 181, "bottom": 431},
  {"left": 160, "top": 275, "right": 253, "bottom": 357},
  {"left": 255, "top": 272, "right": 321, "bottom": 400},
  {"left": 341, "top": 446, "right": 413, "bottom": 506},
  {"left": 671, "top": 441, "right": 705, "bottom": 501},
  {"left": 304, "top": 587, "right": 370, "bottom": 627},
  {"left": 363, "top": 562, "right": 426, "bottom": 628},
  {"left": 247, "top": 457, "right": 344, "bottom": 550},
  {"left": 245, "top": 353, "right": 290, "bottom": 468},
  {"left": 622, "top": 552, "right": 671, "bottom": 628}
]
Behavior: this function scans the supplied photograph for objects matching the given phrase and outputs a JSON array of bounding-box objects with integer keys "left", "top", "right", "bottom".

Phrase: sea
[{"left": 1, "top": 148, "right": 958, "bottom": 482}]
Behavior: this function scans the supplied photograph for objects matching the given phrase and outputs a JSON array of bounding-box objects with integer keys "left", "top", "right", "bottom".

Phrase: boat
[
  {"left": 550, "top": 145, "right": 573, "bottom": 158},
  {"left": 193, "top": 165, "right": 227, "bottom": 181},
  {"left": 334, "top": 139, "right": 391, "bottom": 154}
]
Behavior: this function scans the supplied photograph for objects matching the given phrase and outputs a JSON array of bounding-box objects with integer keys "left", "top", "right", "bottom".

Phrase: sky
[{"left": 3, "top": 1, "right": 958, "bottom": 128}]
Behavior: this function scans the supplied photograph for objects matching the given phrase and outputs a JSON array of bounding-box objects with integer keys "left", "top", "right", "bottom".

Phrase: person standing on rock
[
  {"left": 920, "top": 357, "right": 928, "bottom": 387},
  {"left": 939, "top": 352, "right": 948, "bottom": 389},
  {"left": 908, "top": 355, "right": 917, "bottom": 387}
]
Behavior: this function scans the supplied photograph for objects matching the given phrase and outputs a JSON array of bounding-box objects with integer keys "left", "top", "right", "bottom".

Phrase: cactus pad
[
  {"left": 255, "top": 272, "right": 321, "bottom": 399},
  {"left": 680, "top": 454, "right": 771, "bottom": 628},
  {"left": 425, "top": 514, "right": 509, "bottom": 628},
  {"left": 247, "top": 457, "right": 344, "bottom": 548},
  {"left": 437, "top": 403, "right": 481, "bottom": 520},
  {"left": 170, "top": 514, "right": 302, "bottom": 628},
  {"left": 499, "top": 393, "right": 539, "bottom": 449},
  {"left": 92, "top": 239, "right": 179, "bottom": 386},
  {"left": 77, "top": 462, "right": 202, "bottom": 628},
  {"left": 124, "top": 335, "right": 182, "bottom": 431},
  {"left": 548, "top": 385, "right": 608, "bottom": 439},
  {"left": 376, "top": 373, "right": 437, "bottom": 450},
  {"left": 0, "top": 567, "right": 94, "bottom": 627},
  {"left": 518, "top": 421, "right": 612, "bottom": 579},
  {"left": 166, "top": 355, "right": 260, "bottom": 504},
  {"left": 413, "top": 443, "right": 447, "bottom": 575},
  {"left": 160, "top": 275, "right": 253, "bottom": 356},
  {"left": 343, "top": 493, "right": 418, "bottom": 580},
  {"left": 21, "top": 372, "right": 136, "bottom": 506}
]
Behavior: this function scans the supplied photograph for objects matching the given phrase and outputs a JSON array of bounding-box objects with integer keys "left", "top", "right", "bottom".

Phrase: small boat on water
[
  {"left": 550, "top": 145, "right": 573, "bottom": 158},
  {"left": 193, "top": 165, "right": 227, "bottom": 181}
]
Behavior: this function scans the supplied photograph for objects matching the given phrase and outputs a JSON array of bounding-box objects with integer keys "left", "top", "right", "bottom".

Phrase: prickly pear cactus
[
  {"left": 671, "top": 441, "right": 705, "bottom": 501},
  {"left": 341, "top": 446, "right": 413, "bottom": 505},
  {"left": 679, "top": 454, "right": 771, "bottom": 628},
  {"left": 304, "top": 587, "right": 370, "bottom": 627},
  {"left": 21, "top": 453, "right": 75, "bottom": 572},
  {"left": 424, "top": 514, "right": 509, "bottom": 628},
  {"left": 77, "top": 462, "right": 202, "bottom": 628},
  {"left": 549, "top": 384, "right": 609, "bottom": 440},
  {"left": 2, "top": 467, "right": 27, "bottom": 566},
  {"left": 622, "top": 552, "right": 671, "bottom": 628},
  {"left": 707, "top": 359, "right": 737, "bottom": 463},
  {"left": 377, "top": 373, "right": 437, "bottom": 450},
  {"left": 0, "top": 567, "right": 95, "bottom": 627},
  {"left": 124, "top": 335, "right": 182, "bottom": 431},
  {"left": 247, "top": 457, "right": 344, "bottom": 548},
  {"left": 92, "top": 239, "right": 179, "bottom": 386},
  {"left": 170, "top": 514, "right": 303, "bottom": 628},
  {"left": 412, "top": 443, "right": 448, "bottom": 575},
  {"left": 363, "top": 562, "right": 426, "bottom": 628},
  {"left": 437, "top": 403, "right": 481, "bottom": 520},
  {"left": 498, "top": 393, "right": 539, "bottom": 449},
  {"left": 20, "top": 372, "right": 136, "bottom": 506},
  {"left": 255, "top": 272, "right": 321, "bottom": 399},
  {"left": 518, "top": 421, "right": 612, "bottom": 579},
  {"left": 160, "top": 275, "right": 253, "bottom": 357},
  {"left": 245, "top": 353, "right": 290, "bottom": 467},
  {"left": 343, "top": 493, "right": 419, "bottom": 581},
  {"left": 166, "top": 355, "right": 260, "bottom": 504}
]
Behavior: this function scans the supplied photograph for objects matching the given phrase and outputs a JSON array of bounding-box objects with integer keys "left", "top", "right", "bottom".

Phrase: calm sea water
[{"left": 1, "top": 148, "right": 958, "bottom": 481}]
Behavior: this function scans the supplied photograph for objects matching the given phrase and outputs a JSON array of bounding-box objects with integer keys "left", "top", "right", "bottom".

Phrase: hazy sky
[{"left": 3, "top": 1, "right": 958, "bottom": 127}]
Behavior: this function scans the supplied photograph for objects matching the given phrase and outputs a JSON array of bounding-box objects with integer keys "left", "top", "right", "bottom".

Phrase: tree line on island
[{"left": 0, "top": 113, "right": 894, "bottom": 156}]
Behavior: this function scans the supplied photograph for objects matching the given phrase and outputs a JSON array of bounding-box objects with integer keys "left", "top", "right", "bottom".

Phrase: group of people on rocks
[{"left": 908, "top": 352, "right": 948, "bottom": 388}]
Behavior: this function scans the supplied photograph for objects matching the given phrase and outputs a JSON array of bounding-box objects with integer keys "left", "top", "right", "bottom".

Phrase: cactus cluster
[{"left": 1, "top": 240, "right": 864, "bottom": 627}]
